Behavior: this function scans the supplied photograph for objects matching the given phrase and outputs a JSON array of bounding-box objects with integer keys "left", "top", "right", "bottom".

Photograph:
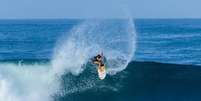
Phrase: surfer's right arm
[{"left": 93, "top": 61, "right": 100, "bottom": 65}]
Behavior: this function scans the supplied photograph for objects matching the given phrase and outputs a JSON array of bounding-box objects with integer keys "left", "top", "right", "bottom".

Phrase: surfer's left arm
[{"left": 93, "top": 61, "right": 100, "bottom": 65}]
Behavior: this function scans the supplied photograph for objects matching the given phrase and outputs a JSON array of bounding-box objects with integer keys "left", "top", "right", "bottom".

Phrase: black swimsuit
[{"left": 100, "top": 62, "right": 104, "bottom": 66}]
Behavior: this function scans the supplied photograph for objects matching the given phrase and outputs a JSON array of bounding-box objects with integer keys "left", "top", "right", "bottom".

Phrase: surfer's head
[{"left": 96, "top": 54, "right": 102, "bottom": 61}]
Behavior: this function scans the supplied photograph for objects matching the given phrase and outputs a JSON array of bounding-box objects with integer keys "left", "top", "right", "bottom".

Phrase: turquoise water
[{"left": 0, "top": 19, "right": 201, "bottom": 101}]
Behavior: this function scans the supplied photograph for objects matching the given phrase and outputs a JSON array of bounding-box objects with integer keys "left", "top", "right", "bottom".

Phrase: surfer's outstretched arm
[{"left": 93, "top": 61, "right": 100, "bottom": 65}]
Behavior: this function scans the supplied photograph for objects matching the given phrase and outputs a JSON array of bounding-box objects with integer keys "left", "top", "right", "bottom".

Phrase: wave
[{"left": 0, "top": 19, "right": 137, "bottom": 101}]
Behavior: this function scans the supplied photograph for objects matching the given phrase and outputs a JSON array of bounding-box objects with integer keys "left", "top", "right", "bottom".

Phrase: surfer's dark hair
[{"left": 97, "top": 54, "right": 101, "bottom": 58}]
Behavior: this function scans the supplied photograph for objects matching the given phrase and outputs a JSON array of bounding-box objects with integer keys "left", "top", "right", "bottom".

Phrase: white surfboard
[{"left": 97, "top": 66, "right": 106, "bottom": 80}]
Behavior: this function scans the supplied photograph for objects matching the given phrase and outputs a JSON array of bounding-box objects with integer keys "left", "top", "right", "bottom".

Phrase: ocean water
[
  {"left": 135, "top": 19, "right": 201, "bottom": 65},
  {"left": 0, "top": 19, "right": 201, "bottom": 101}
]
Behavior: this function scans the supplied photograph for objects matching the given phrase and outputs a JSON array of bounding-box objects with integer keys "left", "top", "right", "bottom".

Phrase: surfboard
[{"left": 97, "top": 66, "right": 106, "bottom": 80}]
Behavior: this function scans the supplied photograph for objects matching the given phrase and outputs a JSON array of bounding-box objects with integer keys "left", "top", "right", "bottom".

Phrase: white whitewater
[{"left": 0, "top": 63, "right": 59, "bottom": 101}]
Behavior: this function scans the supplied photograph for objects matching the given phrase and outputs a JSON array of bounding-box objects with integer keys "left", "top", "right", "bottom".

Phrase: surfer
[{"left": 92, "top": 54, "right": 106, "bottom": 78}]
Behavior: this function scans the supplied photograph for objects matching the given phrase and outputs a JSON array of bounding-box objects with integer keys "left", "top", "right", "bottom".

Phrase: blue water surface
[{"left": 0, "top": 19, "right": 201, "bottom": 65}]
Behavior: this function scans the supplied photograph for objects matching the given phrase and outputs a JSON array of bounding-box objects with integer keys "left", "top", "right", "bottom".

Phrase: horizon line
[{"left": 0, "top": 18, "right": 201, "bottom": 20}]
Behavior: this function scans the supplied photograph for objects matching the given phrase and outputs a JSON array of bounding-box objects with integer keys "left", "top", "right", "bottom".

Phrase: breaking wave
[{"left": 0, "top": 19, "right": 136, "bottom": 101}]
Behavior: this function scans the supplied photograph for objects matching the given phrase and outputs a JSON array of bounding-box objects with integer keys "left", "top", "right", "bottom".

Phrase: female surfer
[
  {"left": 92, "top": 53, "right": 106, "bottom": 79},
  {"left": 92, "top": 54, "right": 105, "bottom": 72}
]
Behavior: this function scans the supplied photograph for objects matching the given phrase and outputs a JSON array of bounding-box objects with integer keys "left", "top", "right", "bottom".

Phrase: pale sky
[{"left": 0, "top": 0, "right": 201, "bottom": 19}]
